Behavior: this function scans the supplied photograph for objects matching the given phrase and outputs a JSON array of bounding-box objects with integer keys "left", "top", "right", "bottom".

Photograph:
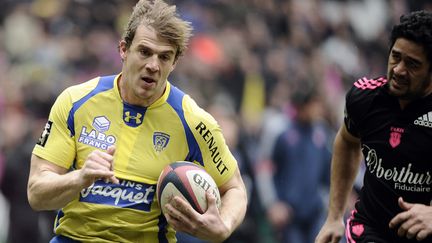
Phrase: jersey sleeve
[
  {"left": 183, "top": 95, "right": 238, "bottom": 186},
  {"left": 32, "top": 88, "right": 76, "bottom": 169},
  {"left": 344, "top": 82, "right": 373, "bottom": 138},
  {"left": 343, "top": 86, "right": 360, "bottom": 137},
  {"left": 344, "top": 76, "right": 388, "bottom": 137}
]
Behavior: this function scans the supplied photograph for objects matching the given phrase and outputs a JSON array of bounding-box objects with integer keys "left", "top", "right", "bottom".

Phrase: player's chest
[
  {"left": 360, "top": 103, "right": 432, "bottom": 161},
  {"left": 74, "top": 105, "right": 190, "bottom": 166}
]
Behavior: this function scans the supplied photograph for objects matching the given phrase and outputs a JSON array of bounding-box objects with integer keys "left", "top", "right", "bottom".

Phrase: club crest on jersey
[
  {"left": 389, "top": 127, "right": 404, "bottom": 148},
  {"left": 153, "top": 132, "right": 170, "bottom": 152}
]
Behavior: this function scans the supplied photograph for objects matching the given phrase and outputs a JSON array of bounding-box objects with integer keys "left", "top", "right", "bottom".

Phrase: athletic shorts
[
  {"left": 345, "top": 210, "right": 430, "bottom": 243},
  {"left": 50, "top": 235, "right": 80, "bottom": 243},
  {"left": 346, "top": 210, "right": 388, "bottom": 243}
]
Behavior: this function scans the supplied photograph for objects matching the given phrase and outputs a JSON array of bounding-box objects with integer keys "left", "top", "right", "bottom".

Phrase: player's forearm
[
  {"left": 327, "top": 129, "right": 362, "bottom": 220},
  {"left": 218, "top": 184, "right": 248, "bottom": 241},
  {"left": 28, "top": 169, "right": 83, "bottom": 211},
  {"left": 211, "top": 167, "right": 248, "bottom": 241}
]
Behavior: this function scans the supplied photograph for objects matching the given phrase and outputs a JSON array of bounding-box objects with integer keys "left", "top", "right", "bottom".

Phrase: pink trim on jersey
[
  {"left": 345, "top": 210, "right": 358, "bottom": 243},
  {"left": 354, "top": 77, "right": 388, "bottom": 90}
]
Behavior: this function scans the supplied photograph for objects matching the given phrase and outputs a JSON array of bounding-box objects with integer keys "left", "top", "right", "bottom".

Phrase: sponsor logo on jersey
[
  {"left": 78, "top": 117, "right": 116, "bottom": 150},
  {"left": 80, "top": 179, "right": 155, "bottom": 211},
  {"left": 196, "top": 121, "right": 229, "bottom": 175},
  {"left": 123, "top": 110, "right": 144, "bottom": 127},
  {"left": 37, "top": 120, "right": 53, "bottom": 147},
  {"left": 414, "top": 112, "right": 432, "bottom": 128},
  {"left": 153, "top": 132, "right": 170, "bottom": 152},
  {"left": 93, "top": 116, "right": 110, "bottom": 132},
  {"left": 389, "top": 127, "right": 404, "bottom": 148},
  {"left": 363, "top": 144, "right": 431, "bottom": 193}
]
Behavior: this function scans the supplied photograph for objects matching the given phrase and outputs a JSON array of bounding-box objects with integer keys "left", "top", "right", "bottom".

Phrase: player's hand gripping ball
[{"left": 157, "top": 161, "right": 221, "bottom": 214}]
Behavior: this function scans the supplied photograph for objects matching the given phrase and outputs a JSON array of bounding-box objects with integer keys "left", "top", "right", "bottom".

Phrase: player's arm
[
  {"left": 28, "top": 147, "right": 118, "bottom": 211},
  {"left": 315, "top": 123, "right": 362, "bottom": 243},
  {"left": 28, "top": 154, "right": 84, "bottom": 210},
  {"left": 216, "top": 167, "right": 248, "bottom": 240}
]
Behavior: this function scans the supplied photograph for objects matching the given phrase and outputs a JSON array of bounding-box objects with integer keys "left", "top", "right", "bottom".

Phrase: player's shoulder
[
  {"left": 353, "top": 76, "right": 387, "bottom": 88},
  {"left": 347, "top": 76, "right": 388, "bottom": 102},
  {"left": 350, "top": 76, "right": 387, "bottom": 93}
]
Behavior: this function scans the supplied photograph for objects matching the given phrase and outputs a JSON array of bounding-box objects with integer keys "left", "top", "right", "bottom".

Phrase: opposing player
[
  {"left": 315, "top": 10, "right": 432, "bottom": 243},
  {"left": 27, "top": 0, "right": 247, "bottom": 242}
]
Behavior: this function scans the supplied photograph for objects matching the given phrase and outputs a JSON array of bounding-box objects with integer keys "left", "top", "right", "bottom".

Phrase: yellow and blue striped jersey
[{"left": 33, "top": 74, "right": 238, "bottom": 243}]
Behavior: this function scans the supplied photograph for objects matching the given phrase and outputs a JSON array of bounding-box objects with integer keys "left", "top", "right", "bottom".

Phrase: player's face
[
  {"left": 387, "top": 38, "right": 432, "bottom": 101},
  {"left": 119, "top": 25, "right": 177, "bottom": 106}
]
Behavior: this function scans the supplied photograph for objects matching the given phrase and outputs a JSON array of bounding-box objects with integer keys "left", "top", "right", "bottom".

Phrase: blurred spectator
[
  {"left": 254, "top": 79, "right": 292, "bottom": 216},
  {"left": 0, "top": 103, "right": 56, "bottom": 242},
  {"left": 265, "top": 87, "right": 333, "bottom": 243}
]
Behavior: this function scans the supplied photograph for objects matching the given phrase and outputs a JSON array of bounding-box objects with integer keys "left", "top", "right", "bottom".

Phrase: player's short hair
[
  {"left": 390, "top": 10, "right": 432, "bottom": 66},
  {"left": 122, "top": 0, "right": 193, "bottom": 61}
]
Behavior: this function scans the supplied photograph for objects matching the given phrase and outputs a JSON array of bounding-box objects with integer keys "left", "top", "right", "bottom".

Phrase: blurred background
[{"left": 0, "top": 0, "right": 431, "bottom": 242}]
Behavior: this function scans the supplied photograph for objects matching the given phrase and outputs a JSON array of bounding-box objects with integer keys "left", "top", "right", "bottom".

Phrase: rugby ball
[{"left": 157, "top": 161, "right": 221, "bottom": 214}]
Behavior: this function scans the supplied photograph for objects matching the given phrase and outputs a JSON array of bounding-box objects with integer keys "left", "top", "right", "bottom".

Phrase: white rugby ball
[{"left": 157, "top": 161, "right": 221, "bottom": 214}]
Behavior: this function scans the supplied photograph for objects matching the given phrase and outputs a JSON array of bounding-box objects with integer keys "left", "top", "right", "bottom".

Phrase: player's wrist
[
  {"left": 209, "top": 229, "right": 230, "bottom": 243},
  {"left": 216, "top": 218, "right": 235, "bottom": 242},
  {"left": 326, "top": 209, "right": 345, "bottom": 222},
  {"left": 72, "top": 169, "right": 92, "bottom": 190}
]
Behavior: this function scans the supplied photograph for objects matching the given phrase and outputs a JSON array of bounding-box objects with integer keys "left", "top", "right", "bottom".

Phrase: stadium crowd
[{"left": 0, "top": 0, "right": 430, "bottom": 242}]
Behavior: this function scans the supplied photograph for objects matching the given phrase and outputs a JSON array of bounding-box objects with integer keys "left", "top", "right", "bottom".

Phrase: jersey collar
[{"left": 113, "top": 73, "right": 171, "bottom": 108}]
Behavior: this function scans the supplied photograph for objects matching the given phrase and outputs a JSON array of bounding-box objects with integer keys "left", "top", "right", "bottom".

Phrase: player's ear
[{"left": 119, "top": 40, "right": 128, "bottom": 61}]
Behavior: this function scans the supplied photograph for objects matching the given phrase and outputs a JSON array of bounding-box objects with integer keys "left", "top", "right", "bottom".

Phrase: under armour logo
[
  {"left": 124, "top": 111, "right": 142, "bottom": 123},
  {"left": 123, "top": 110, "right": 144, "bottom": 127}
]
